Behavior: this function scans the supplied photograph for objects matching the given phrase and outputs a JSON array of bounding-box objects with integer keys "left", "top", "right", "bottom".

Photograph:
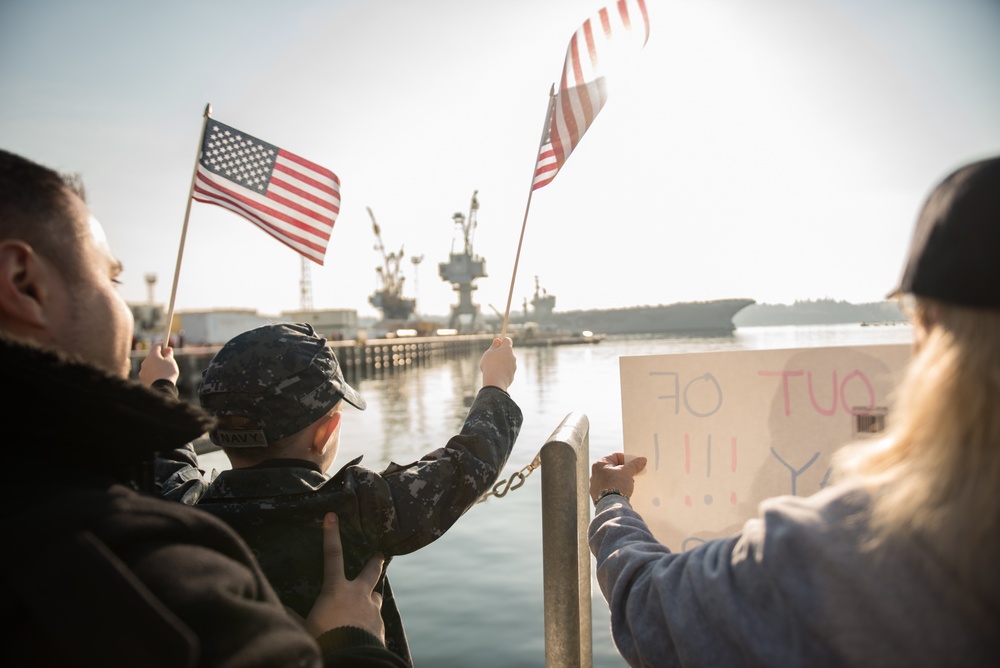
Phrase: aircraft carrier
[{"left": 544, "top": 297, "right": 755, "bottom": 336}]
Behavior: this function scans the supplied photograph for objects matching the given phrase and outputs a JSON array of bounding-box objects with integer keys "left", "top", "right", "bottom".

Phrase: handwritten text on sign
[{"left": 619, "top": 344, "right": 911, "bottom": 551}]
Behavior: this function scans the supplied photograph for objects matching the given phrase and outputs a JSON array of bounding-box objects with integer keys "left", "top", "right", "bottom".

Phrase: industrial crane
[
  {"left": 367, "top": 207, "right": 415, "bottom": 322},
  {"left": 439, "top": 191, "right": 487, "bottom": 330}
]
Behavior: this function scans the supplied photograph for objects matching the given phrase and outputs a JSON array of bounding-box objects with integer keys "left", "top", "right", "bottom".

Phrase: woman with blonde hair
[{"left": 589, "top": 155, "right": 1000, "bottom": 667}]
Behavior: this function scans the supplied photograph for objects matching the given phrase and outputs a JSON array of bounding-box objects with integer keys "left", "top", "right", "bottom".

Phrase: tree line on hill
[{"left": 732, "top": 299, "right": 907, "bottom": 327}]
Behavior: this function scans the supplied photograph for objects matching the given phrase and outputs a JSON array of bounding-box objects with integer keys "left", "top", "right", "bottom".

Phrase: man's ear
[
  {"left": 0, "top": 241, "right": 48, "bottom": 329},
  {"left": 311, "top": 410, "right": 343, "bottom": 454}
]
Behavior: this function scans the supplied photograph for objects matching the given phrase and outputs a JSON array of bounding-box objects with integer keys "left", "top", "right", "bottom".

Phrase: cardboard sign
[{"left": 619, "top": 344, "right": 911, "bottom": 551}]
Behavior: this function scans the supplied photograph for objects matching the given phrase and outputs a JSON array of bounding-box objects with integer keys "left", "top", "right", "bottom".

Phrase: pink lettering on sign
[
  {"left": 808, "top": 371, "right": 838, "bottom": 416},
  {"left": 757, "top": 368, "right": 878, "bottom": 416},
  {"left": 666, "top": 432, "right": 739, "bottom": 509},
  {"left": 757, "top": 370, "right": 804, "bottom": 416}
]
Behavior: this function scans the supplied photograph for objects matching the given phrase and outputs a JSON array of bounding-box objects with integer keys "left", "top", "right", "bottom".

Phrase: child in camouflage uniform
[{"left": 152, "top": 322, "right": 522, "bottom": 665}]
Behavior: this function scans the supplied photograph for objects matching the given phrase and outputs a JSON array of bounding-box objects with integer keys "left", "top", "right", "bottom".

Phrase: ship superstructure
[
  {"left": 530, "top": 276, "right": 556, "bottom": 323},
  {"left": 438, "top": 191, "right": 487, "bottom": 330}
]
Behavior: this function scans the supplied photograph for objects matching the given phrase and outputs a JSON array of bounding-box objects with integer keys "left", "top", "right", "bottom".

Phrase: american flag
[
  {"left": 192, "top": 119, "right": 340, "bottom": 265},
  {"left": 532, "top": 0, "right": 650, "bottom": 190}
]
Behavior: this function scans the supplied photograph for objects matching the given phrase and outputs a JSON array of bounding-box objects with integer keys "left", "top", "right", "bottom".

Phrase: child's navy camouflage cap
[{"left": 199, "top": 322, "right": 366, "bottom": 448}]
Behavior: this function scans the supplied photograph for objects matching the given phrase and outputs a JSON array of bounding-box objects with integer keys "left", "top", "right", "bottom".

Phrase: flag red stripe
[
  {"left": 637, "top": 0, "right": 650, "bottom": 43},
  {"left": 534, "top": 160, "right": 557, "bottom": 181},
  {"left": 195, "top": 171, "right": 331, "bottom": 241},
  {"left": 565, "top": 34, "right": 591, "bottom": 149},
  {"left": 534, "top": 165, "right": 556, "bottom": 177},
  {"left": 599, "top": 8, "right": 612, "bottom": 38},
  {"left": 617, "top": 0, "right": 632, "bottom": 32},
  {"left": 192, "top": 188, "right": 328, "bottom": 258},
  {"left": 265, "top": 188, "right": 335, "bottom": 230},
  {"left": 273, "top": 161, "right": 339, "bottom": 199},
  {"left": 561, "top": 89, "right": 582, "bottom": 152},
  {"left": 192, "top": 185, "right": 328, "bottom": 258},
  {"left": 532, "top": 175, "right": 556, "bottom": 190},
  {"left": 570, "top": 26, "right": 587, "bottom": 88},
  {"left": 552, "top": 92, "right": 571, "bottom": 164},
  {"left": 584, "top": 17, "right": 599, "bottom": 70},
  {"left": 269, "top": 175, "right": 340, "bottom": 215},
  {"left": 277, "top": 148, "right": 338, "bottom": 183},
  {"left": 530, "top": 0, "right": 650, "bottom": 191},
  {"left": 532, "top": 142, "right": 558, "bottom": 190}
]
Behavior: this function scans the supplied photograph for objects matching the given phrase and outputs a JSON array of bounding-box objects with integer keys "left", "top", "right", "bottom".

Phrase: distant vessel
[
  {"left": 505, "top": 277, "right": 604, "bottom": 347},
  {"left": 528, "top": 276, "right": 555, "bottom": 322},
  {"left": 506, "top": 278, "right": 750, "bottom": 340},
  {"left": 511, "top": 277, "right": 752, "bottom": 336},
  {"left": 367, "top": 206, "right": 416, "bottom": 322},
  {"left": 547, "top": 298, "right": 756, "bottom": 335}
]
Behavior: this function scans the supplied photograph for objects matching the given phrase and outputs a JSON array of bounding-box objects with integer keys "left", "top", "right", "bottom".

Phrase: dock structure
[
  {"left": 131, "top": 333, "right": 495, "bottom": 400},
  {"left": 331, "top": 334, "right": 492, "bottom": 382}
]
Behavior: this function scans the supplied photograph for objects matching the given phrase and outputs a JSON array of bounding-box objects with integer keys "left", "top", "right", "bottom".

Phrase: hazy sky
[{"left": 2, "top": 0, "right": 999, "bottom": 320}]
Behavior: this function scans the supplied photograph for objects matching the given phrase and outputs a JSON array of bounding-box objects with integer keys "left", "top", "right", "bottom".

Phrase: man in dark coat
[{"left": 0, "top": 148, "right": 406, "bottom": 667}]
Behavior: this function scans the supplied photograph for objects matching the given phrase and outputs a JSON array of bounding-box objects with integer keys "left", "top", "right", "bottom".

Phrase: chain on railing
[{"left": 477, "top": 451, "right": 542, "bottom": 503}]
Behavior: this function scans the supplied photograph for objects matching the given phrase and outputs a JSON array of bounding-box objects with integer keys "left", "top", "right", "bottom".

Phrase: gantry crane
[
  {"left": 368, "top": 207, "right": 416, "bottom": 322},
  {"left": 438, "top": 191, "right": 487, "bottom": 330}
]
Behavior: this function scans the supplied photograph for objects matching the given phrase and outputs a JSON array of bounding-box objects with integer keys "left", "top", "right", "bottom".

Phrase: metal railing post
[{"left": 540, "top": 412, "right": 592, "bottom": 668}]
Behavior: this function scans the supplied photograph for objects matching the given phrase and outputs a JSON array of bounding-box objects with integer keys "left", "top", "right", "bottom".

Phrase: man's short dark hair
[{"left": 0, "top": 149, "right": 87, "bottom": 280}]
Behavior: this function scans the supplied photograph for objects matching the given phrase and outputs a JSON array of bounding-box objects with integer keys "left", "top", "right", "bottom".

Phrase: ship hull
[
  {"left": 547, "top": 298, "right": 755, "bottom": 336},
  {"left": 369, "top": 290, "right": 416, "bottom": 322}
]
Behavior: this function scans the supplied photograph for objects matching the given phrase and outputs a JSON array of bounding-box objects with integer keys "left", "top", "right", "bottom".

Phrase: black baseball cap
[{"left": 889, "top": 155, "right": 1000, "bottom": 309}]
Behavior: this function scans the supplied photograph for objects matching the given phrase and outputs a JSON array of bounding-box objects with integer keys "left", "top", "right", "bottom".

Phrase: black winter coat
[{"left": 0, "top": 335, "right": 404, "bottom": 667}]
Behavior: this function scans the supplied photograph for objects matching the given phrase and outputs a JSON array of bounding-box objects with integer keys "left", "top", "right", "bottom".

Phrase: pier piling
[{"left": 540, "top": 412, "right": 592, "bottom": 668}]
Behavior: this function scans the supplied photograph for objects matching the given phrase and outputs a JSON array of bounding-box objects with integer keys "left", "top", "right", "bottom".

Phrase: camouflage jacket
[{"left": 156, "top": 385, "right": 522, "bottom": 665}]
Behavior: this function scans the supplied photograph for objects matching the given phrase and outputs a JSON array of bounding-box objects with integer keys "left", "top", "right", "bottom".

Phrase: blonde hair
[{"left": 834, "top": 299, "right": 1000, "bottom": 582}]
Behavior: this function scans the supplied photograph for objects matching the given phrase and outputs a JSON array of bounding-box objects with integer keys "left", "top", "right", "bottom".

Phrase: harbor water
[{"left": 201, "top": 323, "right": 915, "bottom": 667}]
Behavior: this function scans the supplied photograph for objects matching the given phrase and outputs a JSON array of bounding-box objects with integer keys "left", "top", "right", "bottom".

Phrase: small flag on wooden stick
[
  {"left": 192, "top": 119, "right": 341, "bottom": 265},
  {"left": 161, "top": 107, "right": 342, "bottom": 346},
  {"left": 532, "top": 0, "right": 650, "bottom": 190},
  {"left": 502, "top": 1, "right": 650, "bottom": 338}
]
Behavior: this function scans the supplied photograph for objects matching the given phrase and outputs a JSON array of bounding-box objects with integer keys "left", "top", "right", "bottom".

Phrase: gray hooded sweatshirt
[{"left": 589, "top": 482, "right": 998, "bottom": 667}]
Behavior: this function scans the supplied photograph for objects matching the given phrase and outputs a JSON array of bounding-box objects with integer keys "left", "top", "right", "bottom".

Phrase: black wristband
[{"left": 595, "top": 487, "right": 628, "bottom": 506}]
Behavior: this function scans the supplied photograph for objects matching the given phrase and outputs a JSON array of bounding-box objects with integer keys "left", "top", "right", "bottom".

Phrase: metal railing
[{"left": 539, "top": 412, "right": 592, "bottom": 668}]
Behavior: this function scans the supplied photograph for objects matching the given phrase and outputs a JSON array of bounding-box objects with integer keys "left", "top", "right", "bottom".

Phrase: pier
[{"left": 130, "top": 333, "right": 496, "bottom": 400}]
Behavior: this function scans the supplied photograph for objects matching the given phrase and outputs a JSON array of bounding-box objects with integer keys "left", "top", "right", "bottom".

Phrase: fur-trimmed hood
[{"left": 2, "top": 334, "right": 214, "bottom": 470}]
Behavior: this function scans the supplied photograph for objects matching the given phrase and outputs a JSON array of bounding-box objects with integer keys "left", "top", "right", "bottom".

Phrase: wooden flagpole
[
  {"left": 162, "top": 103, "right": 212, "bottom": 347},
  {"left": 500, "top": 86, "right": 557, "bottom": 340}
]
